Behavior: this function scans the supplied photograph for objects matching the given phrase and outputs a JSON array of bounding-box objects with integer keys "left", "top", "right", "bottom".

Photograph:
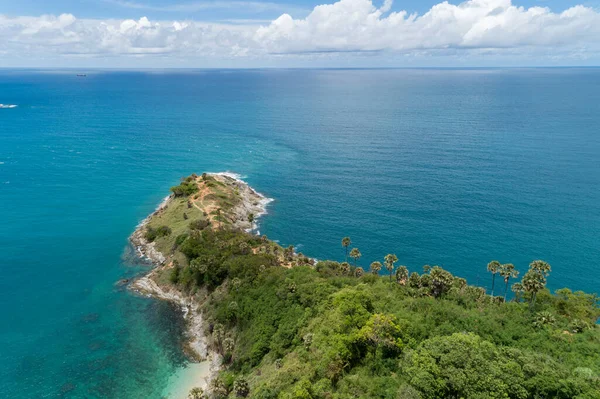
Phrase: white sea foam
[
  {"left": 210, "top": 171, "right": 274, "bottom": 209},
  {"left": 0, "top": 104, "right": 17, "bottom": 109},
  {"left": 156, "top": 195, "right": 172, "bottom": 210},
  {"left": 256, "top": 196, "right": 275, "bottom": 216},
  {"left": 210, "top": 171, "right": 275, "bottom": 234},
  {"left": 208, "top": 171, "right": 246, "bottom": 180},
  {"left": 135, "top": 195, "right": 171, "bottom": 229}
]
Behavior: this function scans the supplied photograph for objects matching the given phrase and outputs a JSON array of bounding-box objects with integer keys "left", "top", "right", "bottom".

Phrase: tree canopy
[
  {"left": 144, "top": 183, "right": 600, "bottom": 399},
  {"left": 160, "top": 230, "right": 600, "bottom": 399}
]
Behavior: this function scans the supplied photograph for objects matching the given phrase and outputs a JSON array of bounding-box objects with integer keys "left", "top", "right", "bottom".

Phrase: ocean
[{"left": 1, "top": 68, "right": 599, "bottom": 398}]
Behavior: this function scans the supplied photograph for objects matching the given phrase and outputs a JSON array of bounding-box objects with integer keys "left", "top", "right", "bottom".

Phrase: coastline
[
  {"left": 128, "top": 172, "right": 272, "bottom": 397},
  {"left": 131, "top": 194, "right": 171, "bottom": 265},
  {"left": 208, "top": 172, "right": 274, "bottom": 233}
]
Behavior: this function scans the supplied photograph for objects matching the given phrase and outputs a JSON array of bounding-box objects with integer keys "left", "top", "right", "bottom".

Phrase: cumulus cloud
[
  {"left": 0, "top": 0, "right": 599, "bottom": 64},
  {"left": 0, "top": 14, "right": 256, "bottom": 57},
  {"left": 255, "top": 0, "right": 600, "bottom": 53}
]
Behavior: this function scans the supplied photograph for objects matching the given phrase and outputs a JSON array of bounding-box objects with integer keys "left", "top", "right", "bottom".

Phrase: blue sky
[
  {"left": 1, "top": 0, "right": 600, "bottom": 67},
  {"left": 4, "top": 0, "right": 594, "bottom": 21}
]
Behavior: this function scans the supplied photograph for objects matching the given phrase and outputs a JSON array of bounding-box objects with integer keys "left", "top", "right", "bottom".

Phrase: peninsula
[{"left": 130, "top": 173, "right": 600, "bottom": 399}]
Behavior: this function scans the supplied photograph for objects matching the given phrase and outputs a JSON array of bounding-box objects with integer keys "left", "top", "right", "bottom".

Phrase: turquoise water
[{"left": 1, "top": 68, "right": 599, "bottom": 398}]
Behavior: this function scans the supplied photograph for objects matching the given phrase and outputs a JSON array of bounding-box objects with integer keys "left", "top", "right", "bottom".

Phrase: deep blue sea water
[{"left": 1, "top": 68, "right": 599, "bottom": 398}]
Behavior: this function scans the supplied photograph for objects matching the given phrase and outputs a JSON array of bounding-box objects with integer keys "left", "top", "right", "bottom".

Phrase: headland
[{"left": 128, "top": 172, "right": 600, "bottom": 399}]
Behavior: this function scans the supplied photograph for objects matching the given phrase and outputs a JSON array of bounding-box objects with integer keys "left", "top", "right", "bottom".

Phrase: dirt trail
[{"left": 191, "top": 179, "right": 222, "bottom": 228}]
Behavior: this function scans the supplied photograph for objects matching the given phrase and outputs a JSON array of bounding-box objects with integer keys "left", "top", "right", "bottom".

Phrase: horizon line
[{"left": 1, "top": 66, "right": 600, "bottom": 71}]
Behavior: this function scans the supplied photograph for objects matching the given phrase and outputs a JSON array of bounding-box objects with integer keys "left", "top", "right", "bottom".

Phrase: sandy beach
[{"left": 161, "top": 362, "right": 212, "bottom": 399}]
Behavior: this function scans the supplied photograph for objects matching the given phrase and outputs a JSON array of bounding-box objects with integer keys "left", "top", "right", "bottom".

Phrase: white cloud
[
  {"left": 255, "top": 0, "right": 600, "bottom": 54},
  {"left": 0, "top": 14, "right": 256, "bottom": 57},
  {"left": 0, "top": 0, "right": 599, "bottom": 65}
]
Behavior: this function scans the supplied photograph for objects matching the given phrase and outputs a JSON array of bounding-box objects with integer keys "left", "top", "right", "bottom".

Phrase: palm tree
[
  {"left": 530, "top": 260, "right": 551, "bottom": 277},
  {"left": 233, "top": 377, "right": 250, "bottom": 398},
  {"left": 187, "top": 387, "right": 205, "bottom": 399},
  {"left": 487, "top": 260, "right": 501, "bottom": 297},
  {"left": 384, "top": 254, "right": 398, "bottom": 281},
  {"left": 339, "top": 262, "right": 351, "bottom": 276},
  {"left": 223, "top": 337, "right": 235, "bottom": 353},
  {"left": 533, "top": 311, "right": 556, "bottom": 329},
  {"left": 511, "top": 282, "right": 524, "bottom": 302},
  {"left": 238, "top": 242, "right": 250, "bottom": 255},
  {"left": 520, "top": 260, "right": 551, "bottom": 310},
  {"left": 499, "top": 263, "right": 519, "bottom": 301},
  {"left": 210, "top": 379, "right": 228, "bottom": 399},
  {"left": 522, "top": 269, "right": 546, "bottom": 309},
  {"left": 274, "top": 358, "right": 283, "bottom": 369},
  {"left": 408, "top": 272, "right": 421, "bottom": 288},
  {"left": 349, "top": 248, "right": 361, "bottom": 266},
  {"left": 396, "top": 265, "right": 409, "bottom": 285},
  {"left": 569, "top": 319, "right": 590, "bottom": 334},
  {"left": 354, "top": 267, "right": 364, "bottom": 278},
  {"left": 429, "top": 266, "right": 454, "bottom": 298},
  {"left": 341, "top": 237, "right": 351, "bottom": 262},
  {"left": 370, "top": 261, "right": 382, "bottom": 275},
  {"left": 212, "top": 323, "right": 225, "bottom": 353}
]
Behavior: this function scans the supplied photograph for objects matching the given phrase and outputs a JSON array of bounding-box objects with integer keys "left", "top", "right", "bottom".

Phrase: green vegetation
[
  {"left": 349, "top": 248, "right": 361, "bottom": 266},
  {"left": 384, "top": 253, "right": 398, "bottom": 281},
  {"left": 171, "top": 175, "right": 200, "bottom": 197},
  {"left": 144, "top": 177, "right": 600, "bottom": 398},
  {"left": 166, "top": 229, "right": 600, "bottom": 398},
  {"left": 370, "top": 261, "right": 382, "bottom": 275},
  {"left": 190, "top": 219, "right": 211, "bottom": 231},
  {"left": 145, "top": 196, "right": 206, "bottom": 257},
  {"left": 143, "top": 225, "right": 172, "bottom": 242},
  {"left": 500, "top": 263, "right": 519, "bottom": 301},
  {"left": 487, "top": 260, "right": 501, "bottom": 298},
  {"left": 188, "top": 387, "right": 205, "bottom": 399},
  {"left": 341, "top": 237, "right": 351, "bottom": 262},
  {"left": 143, "top": 173, "right": 244, "bottom": 259}
]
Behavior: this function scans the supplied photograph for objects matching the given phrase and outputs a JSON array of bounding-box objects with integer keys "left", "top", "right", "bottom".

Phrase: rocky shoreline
[
  {"left": 127, "top": 173, "right": 272, "bottom": 394},
  {"left": 130, "top": 195, "right": 171, "bottom": 265}
]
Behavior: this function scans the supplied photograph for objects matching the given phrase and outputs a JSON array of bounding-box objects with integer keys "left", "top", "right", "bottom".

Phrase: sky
[{"left": 1, "top": 0, "right": 600, "bottom": 67}]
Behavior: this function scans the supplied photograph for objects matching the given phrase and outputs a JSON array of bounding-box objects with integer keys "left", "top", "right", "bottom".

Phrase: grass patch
[{"left": 147, "top": 197, "right": 206, "bottom": 257}]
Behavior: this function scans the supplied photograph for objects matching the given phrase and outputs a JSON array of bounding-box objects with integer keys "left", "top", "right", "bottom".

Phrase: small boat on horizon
[{"left": 77, "top": 74, "right": 87, "bottom": 77}]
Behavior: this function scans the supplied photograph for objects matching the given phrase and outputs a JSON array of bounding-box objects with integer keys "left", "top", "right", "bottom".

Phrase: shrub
[
  {"left": 187, "top": 387, "right": 205, "bottom": 399},
  {"left": 189, "top": 219, "right": 211, "bottom": 231},
  {"left": 233, "top": 377, "right": 250, "bottom": 397},
  {"left": 144, "top": 225, "right": 172, "bottom": 242},
  {"left": 209, "top": 378, "right": 229, "bottom": 399},
  {"left": 170, "top": 181, "right": 198, "bottom": 197},
  {"left": 169, "top": 265, "right": 180, "bottom": 284},
  {"left": 137, "top": 204, "right": 600, "bottom": 399},
  {"left": 174, "top": 233, "right": 188, "bottom": 247}
]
